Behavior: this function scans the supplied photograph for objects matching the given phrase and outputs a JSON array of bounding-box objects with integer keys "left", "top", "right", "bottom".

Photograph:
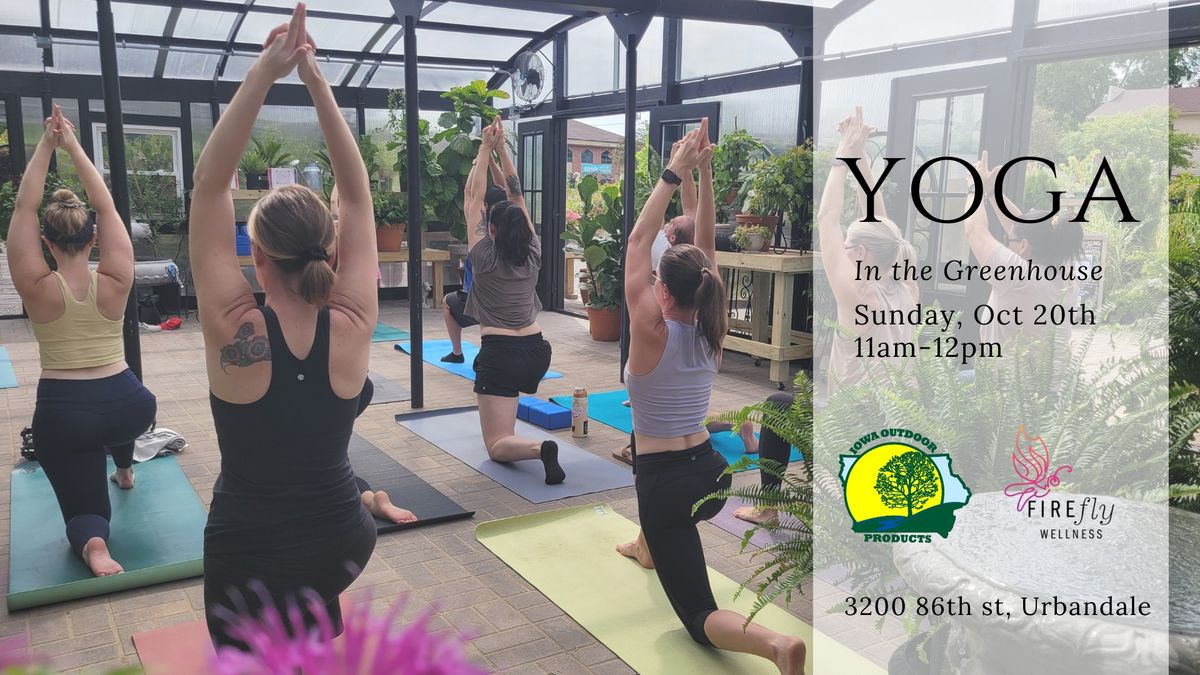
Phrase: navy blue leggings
[{"left": 32, "top": 370, "right": 156, "bottom": 554}]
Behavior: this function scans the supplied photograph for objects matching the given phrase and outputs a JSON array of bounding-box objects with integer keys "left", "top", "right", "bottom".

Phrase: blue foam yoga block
[
  {"left": 527, "top": 402, "right": 570, "bottom": 430},
  {"left": 517, "top": 396, "right": 543, "bottom": 422}
]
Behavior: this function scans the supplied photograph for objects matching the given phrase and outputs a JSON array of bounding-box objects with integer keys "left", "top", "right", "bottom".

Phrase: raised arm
[
  {"left": 490, "top": 118, "right": 532, "bottom": 232},
  {"left": 464, "top": 122, "right": 496, "bottom": 250},
  {"left": 56, "top": 110, "right": 133, "bottom": 288},
  {"left": 818, "top": 107, "right": 870, "bottom": 309},
  {"left": 626, "top": 128, "right": 703, "bottom": 325},
  {"left": 695, "top": 118, "right": 716, "bottom": 268},
  {"left": 6, "top": 113, "right": 57, "bottom": 297},
  {"left": 298, "top": 39, "right": 374, "bottom": 326},
  {"left": 966, "top": 151, "right": 1002, "bottom": 263},
  {"left": 488, "top": 156, "right": 504, "bottom": 187},
  {"left": 190, "top": 7, "right": 311, "bottom": 327}
]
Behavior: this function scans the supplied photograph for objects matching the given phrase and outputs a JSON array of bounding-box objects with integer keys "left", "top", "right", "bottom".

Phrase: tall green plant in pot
[
  {"left": 385, "top": 89, "right": 444, "bottom": 237},
  {"left": 712, "top": 129, "right": 767, "bottom": 224},
  {"left": 740, "top": 141, "right": 814, "bottom": 248},
  {"left": 562, "top": 175, "right": 624, "bottom": 341},
  {"left": 434, "top": 81, "right": 509, "bottom": 240}
]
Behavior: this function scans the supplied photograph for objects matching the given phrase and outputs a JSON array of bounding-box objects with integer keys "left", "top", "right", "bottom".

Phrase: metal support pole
[
  {"left": 96, "top": 0, "right": 142, "bottom": 380},
  {"left": 403, "top": 12, "right": 423, "bottom": 409},
  {"left": 618, "top": 39, "right": 637, "bottom": 379}
]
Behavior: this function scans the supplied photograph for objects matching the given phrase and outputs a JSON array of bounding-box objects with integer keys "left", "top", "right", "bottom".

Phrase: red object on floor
[
  {"left": 132, "top": 596, "right": 354, "bottom": 674},
  {"left": 159, "top": 317, "right": 183, "bottom": 331}
]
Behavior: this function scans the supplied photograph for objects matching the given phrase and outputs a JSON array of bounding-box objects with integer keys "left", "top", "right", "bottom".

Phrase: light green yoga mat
[
  {"left": 476, "top": 504, "right": 882, "bottom": 675},
  {"left": 7, "top": 455, "right": 206, "bottom": 611}
]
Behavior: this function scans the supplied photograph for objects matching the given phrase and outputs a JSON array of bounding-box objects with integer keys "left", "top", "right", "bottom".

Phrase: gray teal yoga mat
[
  {"left": 395, "top": 406, "right": 633, "bottom": 504},
  {"left": 348, "top": 435, "right": 473, "bottom": 533},
  {"left": 366, "top": 371, "right": 411, "bottom": 405},
  {"left": 7, "top": 455, "right": 205, "bottom": 610}
]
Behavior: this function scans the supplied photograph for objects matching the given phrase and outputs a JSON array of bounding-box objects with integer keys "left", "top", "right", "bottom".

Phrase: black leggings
[
  {"left": 757, "top": 393, "right": 794, "bottom": 490},
  {"left": 204, "top": 509, "right": 376, "bottom": 651},
  {"left": 32, "top": 370, "right": 156, "bottom": 554},
  {"left": 635, "top": 442, "right": 732, "bottom": 645}
]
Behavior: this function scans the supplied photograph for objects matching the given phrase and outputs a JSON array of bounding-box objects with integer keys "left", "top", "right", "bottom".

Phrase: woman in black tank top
[{"left": 188, "top": 7, "right": 385, "bottom": 650}]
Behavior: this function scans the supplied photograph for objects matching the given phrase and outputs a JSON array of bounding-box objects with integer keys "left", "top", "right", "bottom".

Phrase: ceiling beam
[
  {"left": 152, "top": 5, "right": 182, "bottom": 79},
  {"left": 213, "top": 0, "right": 256, "bottom": 85},
  {"left": 0, "top": 25, "right": 508, "bottom": 71},
  {"left": 356, "top": 0, "right": 441, "bottom": 91}
]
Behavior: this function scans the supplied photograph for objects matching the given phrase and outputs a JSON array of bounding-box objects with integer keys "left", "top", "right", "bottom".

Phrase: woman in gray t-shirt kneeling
[{"left": 462, "top": 118, "right": 563, "bottom": 485}]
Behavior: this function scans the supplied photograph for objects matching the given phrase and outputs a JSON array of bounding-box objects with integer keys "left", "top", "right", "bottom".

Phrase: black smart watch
[{"left": 661, "top": 168, "right": 683, "bottom": 185}]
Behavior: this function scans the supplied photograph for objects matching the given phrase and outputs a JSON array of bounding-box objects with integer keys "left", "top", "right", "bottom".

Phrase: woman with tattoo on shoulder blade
[{"left": 189, "top": 4, "right": 378, "bottom": 651}]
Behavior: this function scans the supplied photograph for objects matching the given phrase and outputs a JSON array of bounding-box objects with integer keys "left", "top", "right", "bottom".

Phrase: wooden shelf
[{"left": 715, "top": 250, "right": 813, "bottom": 274}]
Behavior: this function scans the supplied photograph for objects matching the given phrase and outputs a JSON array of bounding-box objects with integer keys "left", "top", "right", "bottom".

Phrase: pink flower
[
  {"left": 211, "top": 587, "right": 485, "bottom": 675},
  {"left": 566, "top": 210, "right": 581, "bottom": 223}
]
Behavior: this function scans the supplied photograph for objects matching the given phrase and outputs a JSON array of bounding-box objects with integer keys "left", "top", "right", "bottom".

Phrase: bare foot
[
  {"left": 368, "top": 491, "right": 418, "bottom": 524},
  {"left": 82, "top": 538, "right": 124, "bottom": 577},
  {"left": 109, "top": 468, "right": 135, "bottom": 490},
  {"left": 615, "top": 538, "right": 654, "bottom": 569},
  {"left": 773, "top": 635, "right": 807, "bottom": 675},
  {"left": 734, "top": 505, "right": 778, "bottom": 525},
  {"left": 740, "top": 422, "right": 759, "bottom": 455}
]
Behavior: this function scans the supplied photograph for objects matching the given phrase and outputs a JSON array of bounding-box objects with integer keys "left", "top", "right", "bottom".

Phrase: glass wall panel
[
  {"left": 89, "top": 101, "right": 182, "bottom": 117},
  {"left": 691, "top": 85, "right": 800, "bottom": 152},
  {"left": 824, "top": 0, "right": 1013, "bottom": 54},
  {"left": 0, "top": 100, "right": 14, "bottom": 187},
  {"left": 681, "top": 20, "right": 795, "bottom": 80},
  {"left": 257, "top": 0, "right": 393, "bottom": 16},
  {"left": 1038, "top": 0, "right": 1157, "bottom": 22},
  {"left": 414, "top": 31, "right": 529, "bottom": 61},
  {"left": 0, "top": 35, "right": 44, "bottom": 72},
  {"left": 163, "top": 51, "right": 221, "bottom": 80},
  {"left": 173, "top": 9, "right": 238, "bottom": 41},
  {"left": 567, "top": 18, "right": 620, "bottom": 96},
  {"left": 424, "top": 3, "right": 570, "bottom": 32},
  {"left": 190, "top": 103, "right": 213, "bottom": 169}
]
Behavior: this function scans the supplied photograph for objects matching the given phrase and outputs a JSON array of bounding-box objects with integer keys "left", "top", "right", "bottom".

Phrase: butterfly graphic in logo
[{"left": 1003, "top": 426, "right": 1072, "bottom": 512}]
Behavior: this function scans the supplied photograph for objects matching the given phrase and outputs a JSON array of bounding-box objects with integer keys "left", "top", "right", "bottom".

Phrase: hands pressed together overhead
[
  {"left": 666, "top": 117, "right": 713, "bottom": 175},
  {"left": 41, "top": 105, "right": 79, "bottom": 152},
  {"left": 257, "top": 3, "right": 321, "bottom": 85},
  {"left": 835, "top": 105, "right": 874, "bottom": 158}
]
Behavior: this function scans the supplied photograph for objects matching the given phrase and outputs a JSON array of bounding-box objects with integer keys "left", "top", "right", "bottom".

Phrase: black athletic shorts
[
  {"left": 474, "top": 333, "right": 551, "bottom": 397},
  {"left": 446, "top": 291, "right": 479, "bottom": 328}
]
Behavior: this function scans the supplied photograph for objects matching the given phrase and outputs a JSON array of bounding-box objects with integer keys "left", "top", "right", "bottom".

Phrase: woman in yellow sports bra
[{"left": 6, "top": 105, "right": 156, "bottom": 577}]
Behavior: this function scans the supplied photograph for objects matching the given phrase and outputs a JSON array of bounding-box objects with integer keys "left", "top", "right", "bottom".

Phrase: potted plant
[
  {"left": 238, "top": 149, "right": 268, "bottom": 190},
  {"left": 386, "top": 89, "right": 449, "bottom": 238},
  {"left": 373, "top": 190, "right": 408, "bottom": 252},
  {"left": 712, "top": 129, "right": 767, "bottom": 223},
  {"left": 562, "top": 175, "right": 624, "bottom": 341},
  {"left": 432, "top": 81, "right": 509, "bottom": 241},
  {"left": 732, "top": 224, "right": 771, "bottom": 252},
  {"left": 739, "top": 142, "right": 813, "bottom": 246}
]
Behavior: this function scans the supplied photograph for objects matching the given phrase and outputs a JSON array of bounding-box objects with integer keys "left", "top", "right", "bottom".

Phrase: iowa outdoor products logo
[{"left": 840, "top": 429, "right": 971, "bottom": 543}]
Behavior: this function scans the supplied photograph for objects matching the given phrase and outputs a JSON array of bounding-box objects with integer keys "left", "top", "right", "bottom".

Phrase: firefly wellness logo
[
  {"left": 1004, "top": 426, "right": 1113, "bottom": 539},
  {"left": 840, "top": 428, "right": 971, "bottom": 543}
]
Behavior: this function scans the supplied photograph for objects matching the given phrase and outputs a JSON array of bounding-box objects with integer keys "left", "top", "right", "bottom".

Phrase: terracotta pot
[
  {"left": 586, "top": 306, "right": 621, "bottom": 342},
  {"left": 376, "top": 223, "right": 407, "bottom": 252},
  {"left": 580, "top": 287, "right": 590, "bottom": 305}
]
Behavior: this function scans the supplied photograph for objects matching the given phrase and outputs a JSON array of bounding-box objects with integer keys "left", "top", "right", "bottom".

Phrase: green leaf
[{"left": 583, "top": 244, "right": 608, "bottom": 269}]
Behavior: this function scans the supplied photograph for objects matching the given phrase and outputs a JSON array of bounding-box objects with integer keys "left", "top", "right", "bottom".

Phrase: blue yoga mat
[
  {"left": 551, "top": 388, "right": 803, "bottom": 470},
  {"left": 395, "top": 340, "right": 563, "bottom": 382},
  {"left": 372, "top": 322, "right": 410, "bottom": 343},
  {"left": 0, "top": 348, "right": 16, "bottom": 389}
]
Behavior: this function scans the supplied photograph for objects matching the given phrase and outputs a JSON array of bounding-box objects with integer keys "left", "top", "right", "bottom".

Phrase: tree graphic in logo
[{"left": 874, "top": 450, "right": 940, "bottom": 518}]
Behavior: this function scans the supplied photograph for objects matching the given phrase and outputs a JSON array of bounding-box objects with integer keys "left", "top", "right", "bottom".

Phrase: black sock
[
  {"left": 440, "top": 351, "right": 465, "bottom": 363},
  {"left": 540, "top": 440, "right": 565, "bottom": 485}
]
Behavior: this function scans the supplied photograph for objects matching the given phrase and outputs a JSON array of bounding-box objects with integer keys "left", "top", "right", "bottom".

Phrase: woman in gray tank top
[
  {"left": 461, "top": 118, "right": 563, "bottom": 485},
  {"left": 619, "top": 121, "right": 807, "bottom": 674}
]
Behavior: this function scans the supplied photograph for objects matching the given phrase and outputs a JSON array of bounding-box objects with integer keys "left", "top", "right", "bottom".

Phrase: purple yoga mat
[{"left": 708, "top": 498, "right": 793, "bottom": 549}]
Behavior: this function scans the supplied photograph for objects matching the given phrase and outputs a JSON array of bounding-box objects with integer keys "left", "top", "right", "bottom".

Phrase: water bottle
[{"left": 571, "top": 387, "right": 589, "bottom": 438}]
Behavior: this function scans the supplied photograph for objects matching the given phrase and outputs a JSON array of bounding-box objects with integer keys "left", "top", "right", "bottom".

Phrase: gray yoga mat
[
  {"left": 395, "top": 406, "right": 633, "bottom": 504},
  {"left": 708, "top": 498, "right": 791, "bottom": 549},
  {"left": 367, "top": 371, "right": 410, "bottom": 405}
]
